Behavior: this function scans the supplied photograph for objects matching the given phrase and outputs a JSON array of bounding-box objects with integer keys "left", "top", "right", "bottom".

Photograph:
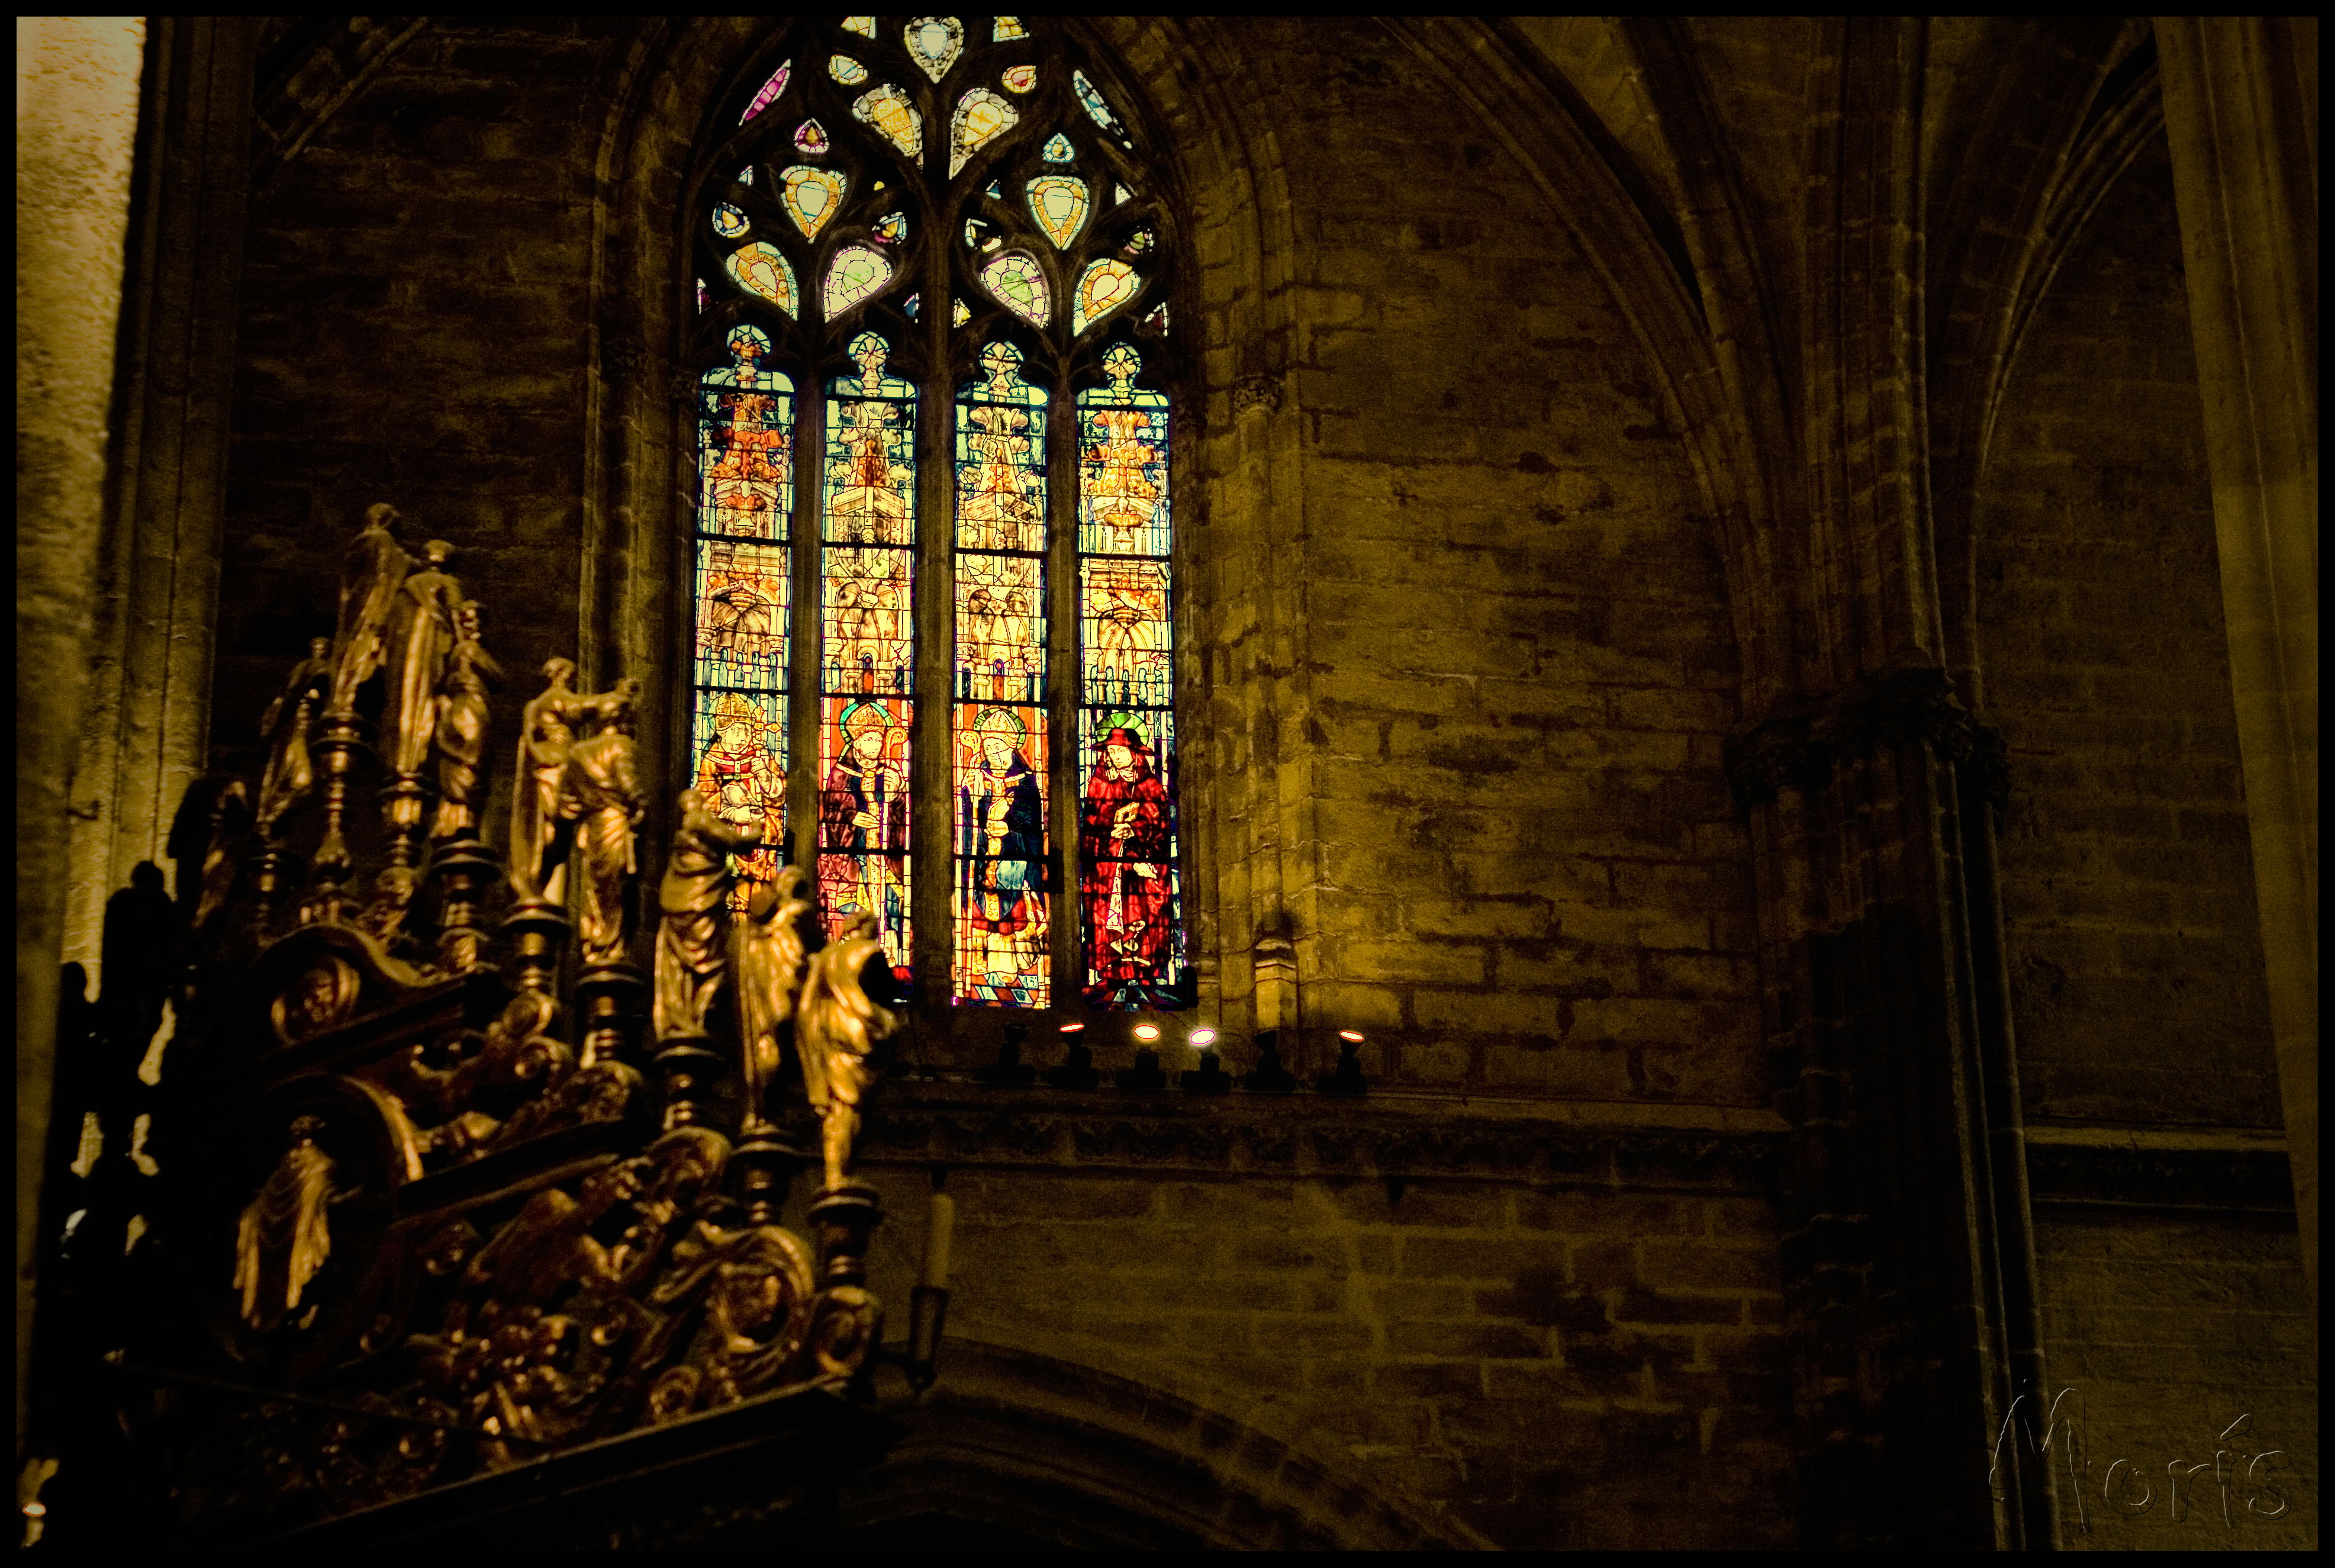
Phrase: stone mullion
[
  {"left": 909, "top": 238, "right": 953, "bottom": 1003},
  {"left": 785, "top": 364, "right": 823, "bottom": 874},
  {"left": 1046, "top": 378, "right": 1081, "bottom": 1013}
]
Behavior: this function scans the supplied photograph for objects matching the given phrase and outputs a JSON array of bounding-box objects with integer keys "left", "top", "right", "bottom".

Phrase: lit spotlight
[
  {"left": 1189, "top": 1028, "right": 1219, "bottom": 1048},
  {"left": 1132, "top": 1023, "right": 1161, "bottom": 1042},
  {"left": 1058, "top": 1021, "right": 1085, "bottom": 1033},
  {"left": 1338, "top": 1029, "right": 1366, "bottom": 1042}
]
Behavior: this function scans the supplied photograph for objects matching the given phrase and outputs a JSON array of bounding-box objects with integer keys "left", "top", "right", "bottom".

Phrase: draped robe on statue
[{"left": 1078, "top": 730, "right": 1174, "bottom": 1000}]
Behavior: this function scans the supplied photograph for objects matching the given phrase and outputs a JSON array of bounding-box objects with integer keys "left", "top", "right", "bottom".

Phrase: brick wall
[
  {"left": 2033, "top": 1205, "right": 2315, "bottom": 1550},
  {"left": 1975, "top": 135, "right": 2279, "bottom": 1128},
  {"left": 849, "top": 1160, "right": 1795, "bottom": 1550},
  {"left": 1976, "top": 132, "right": 2314, "bottom": 1549},
  {"left": 214, "top": 20, "right": 635, "bottom": 800},
  {"left": 1197, "top": 22, "right": 1761, "bottom": 1106}
]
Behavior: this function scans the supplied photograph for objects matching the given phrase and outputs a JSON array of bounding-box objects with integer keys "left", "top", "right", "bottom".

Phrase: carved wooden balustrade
[{"left": 98, "top": 507, "right": 901, "bottom": 1542}]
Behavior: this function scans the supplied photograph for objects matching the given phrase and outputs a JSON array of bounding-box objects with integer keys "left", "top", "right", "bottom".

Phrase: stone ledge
[
  {"left": 2024, "top": 1125, "right": 2295, "bottom": 1213},
  {"left": 860, "top": 1082, "right": 1785, "bottom": 1190}
]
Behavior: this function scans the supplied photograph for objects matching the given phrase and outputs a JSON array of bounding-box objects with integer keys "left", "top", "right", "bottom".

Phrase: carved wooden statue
[
  {"left": 730, "top": 865, "right": 822, "bottom": 1135},
  {"left": 327, "top": 503, "right": 414, "bottom": 719},
  {"left": 429, "top": 600, "right": 502, "bottom": 841},
  {"left": 508, "top": 658, "right": 584, "bottom": 901},
  {"left": 192, "top": 780, "right": 252, "bottom": 933},
  {"left": 255, "top": 636, "right": 334, "bottom": 836},
  {"left": 561, "top": 677, "right": 647, "bottom": 967},
  {"left": 381, "top": 538, "right": 464, "bottom": 777},
  {"left": 795, "top": 911, "right": 898, "bottom": 1191},
  {"left": 652, "top": 790, "right": 762, "bottom": 1041},
  {"left": 232, "top": 1115, "right": 343, "bottom": 1331}
]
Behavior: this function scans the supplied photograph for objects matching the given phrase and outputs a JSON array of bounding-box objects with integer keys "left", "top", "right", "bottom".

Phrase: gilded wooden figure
[
  {"left": 255, "top": 636, "right": 334, "bottom": 836},
  {"left": 326, "top": 503, "right": 413, "bottom": 719},
  {"left": 509, "top": 657, "right": 584, "bottom": 901},
  {"left": 231, "top": 1116, "right": 344, "bottom": 1331},
  {"left": 730, "top": 864, "right": 822, "bottom": 1135},
  {"left": 653, "top": 790, "right": 761, "bottom": 1041},
  {"left": 429, "top": 600, "right": 502, "bottom": 841},
  {"left": 795, "top": 911, "right": 897, "bottom": 1190},
  {"left": 561, "top": 677, "right": 648, "bottom": 967},
  {"left": 381, "top": 538, "right": 464, "bottom": 777}
]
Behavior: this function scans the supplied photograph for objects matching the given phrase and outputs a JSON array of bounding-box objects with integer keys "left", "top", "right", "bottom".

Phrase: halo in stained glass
[
  {"left": 726, "top": 243, "right": 798, "bottom": 318},
  {"left": 842, "top": 16, "right": 875, "bottom": 37},
  {"left": 904, "top": 17, "right": 964, "bottom": 83},
  {"left": 829, "top": 54, "right": 868, "bottom": 85},
  {"left": 1073, "top": 70, "right": 1132, "bottom": 147},
  {"left": 711, "top": 202, "right": 751, "bottom": 239},
  {"left": 794, "top": 119, "right": 829, "bottom": 154},
  {"left": 781, "top": 165, "right": 846, "bottom": 239},
  {"left": 1026, "top": 175, "right": 1090, "bottom": 249},
  {"left": 980, "top": 250, "right": 1049, "bottom": 328},
  {"left": 825, "top": 245, "right": 895, "bottom": 318},
  {"left": 741, "top": 60, "right": 790, "bottom": 123},
  {"left": 871, "top": 210, "right": 908, "bottom": 244},
  {"left": 1001, "top": 65, "right": 1038, "bottom": 94},
  {"left": 1072, "top": 259, "right": 1140, "bottom": 334},
  {"left": 949, "top": 89, "right": 1017, "bottom": 177},
  {"left": 952, "top": 298, "right": 971, "bottom": 327},
  {"left": 853, "top": 86, "right": 922, "bottom": 160},
  {"left": 993, "top": 17, "right": 1027, "bottom": 40},
  {"left": 1042, "top": 134, "right": 1075, "bottom": 164}
]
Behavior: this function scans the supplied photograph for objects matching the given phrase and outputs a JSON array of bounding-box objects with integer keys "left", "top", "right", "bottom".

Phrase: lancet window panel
[
  {"left": 953, "top": 340, "right": 1051, "bottom": 1006},
  {"left": 690, "top": 324, "right": 795, "bottom": 906},
  {"left": 687, "top": 15, "right": 1186, "bottom": 1015},
  {"left": 819, "top": 333, "right": 918, "bottom": 988}
]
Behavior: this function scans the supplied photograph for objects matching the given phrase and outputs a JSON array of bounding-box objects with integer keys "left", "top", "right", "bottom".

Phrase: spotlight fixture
[
  {"left": 1058, "top": 1021, "right": 1085, "bottom": 1033},
  {"left": 1188, "top": 1028, "right": 1219, "bottom": 1047},
  {"left": 1338, "top": 1029, "right": 1366, "bottom": 1042},
  {"left": 1132, "top": 1023, "right": 1161, "bottom": 1042}
]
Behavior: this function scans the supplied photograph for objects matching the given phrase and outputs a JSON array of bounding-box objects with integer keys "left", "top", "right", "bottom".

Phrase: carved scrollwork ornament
[{"left": 118, "top": 500, "right": 907, "bottom": 1526}]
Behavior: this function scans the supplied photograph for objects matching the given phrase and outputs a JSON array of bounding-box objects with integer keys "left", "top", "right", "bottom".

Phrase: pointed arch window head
[{"left": 691, "top": 18, "right": 1187, "bottom": 1015}]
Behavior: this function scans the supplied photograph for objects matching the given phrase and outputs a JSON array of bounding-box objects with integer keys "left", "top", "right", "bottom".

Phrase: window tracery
[{"left": 688, "top": 15, "right": 1187, "bottom": 1013}]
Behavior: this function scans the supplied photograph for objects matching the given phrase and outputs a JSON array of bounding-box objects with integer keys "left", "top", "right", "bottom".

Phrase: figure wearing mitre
[
  {"left": 730, "top": 865, "right": 822, "bottom": 1136},
  {"left": 327, "top": 503, "right": 414, "bottom": 719},
  {"left": 381, "top": 538, "right": 465, "bottom": 777},
  {"left": 509, "top": 658, "right": 585, "bottom": 901},
  {"left": 652, "top": 790, "right": 764, "bottom": 1041},
  {"left": 430, "top": 601, "right": 503, "bottom": 841},
  {"left": 561, "top": 678, "right": 648, "bottom": 968},
  {"left": 255, "top": 636, "right": 335, "bottom": 837},
  {"left": 794, "top": 911, "right": 897, "bottom": 1191}
]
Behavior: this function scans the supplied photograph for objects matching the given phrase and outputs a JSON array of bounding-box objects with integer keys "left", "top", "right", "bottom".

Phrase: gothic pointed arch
[{"left": 674, "top": 17, "right": 1190, "bottom": 1014}]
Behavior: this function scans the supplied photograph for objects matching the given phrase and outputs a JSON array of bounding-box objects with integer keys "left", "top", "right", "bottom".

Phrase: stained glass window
[
  {"left": 954, "top": 343, "right": 1049, "bottom": 1004},
  {"left": 1077, "top": 345, "right": 1184, "bottom": 1007},
  {"left": 691, "top": 17, "right": 1181, "bottom": 1016},
  {"left": 692, "top": 325, "right": 793, "bottom": 910},
  {"left": 821, "top": 333, "right": 917, "bottom": 984}
]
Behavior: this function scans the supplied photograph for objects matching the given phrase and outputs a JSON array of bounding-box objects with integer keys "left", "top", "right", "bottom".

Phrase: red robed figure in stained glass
[{"left": 1079, "top": 725, "right": 1173, "bottom": 995}]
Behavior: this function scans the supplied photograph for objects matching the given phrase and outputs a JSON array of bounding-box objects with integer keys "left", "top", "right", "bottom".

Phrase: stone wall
[
  {"left": 1976, "top": 128, "right": 2315, "bottom": 1546},
  {"left": 213, "top": 20, "right": 636, "bottom": 809},
  {"left": 1977, "top": 136, "right": 2279, "bottom": 1129},
  {"left": 41, "top": 13, "right": 2298, "bottom": 1551}
]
